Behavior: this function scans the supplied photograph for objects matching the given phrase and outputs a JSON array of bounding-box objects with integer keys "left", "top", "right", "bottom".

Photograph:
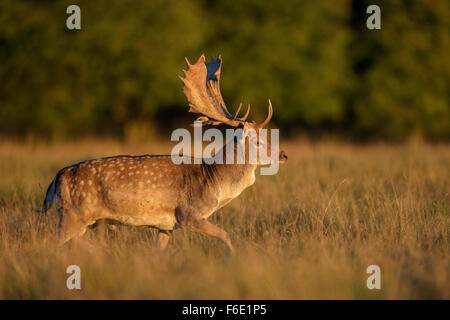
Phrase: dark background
[{"left": 1, "top": 0, "right": 448, "bottom": 141}]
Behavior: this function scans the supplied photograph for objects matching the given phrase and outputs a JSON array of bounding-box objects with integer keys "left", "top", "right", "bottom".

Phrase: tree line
[{"left": 0, "top": 0, "right": 448, "bottom": 140}]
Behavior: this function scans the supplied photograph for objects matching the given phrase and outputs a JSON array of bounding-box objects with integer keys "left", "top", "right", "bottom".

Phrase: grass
[{"left": 0, "top": 137, "right": 448, "bottom": 299}]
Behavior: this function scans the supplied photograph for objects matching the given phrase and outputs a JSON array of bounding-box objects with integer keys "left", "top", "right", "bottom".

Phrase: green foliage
[
  {"left": 350, "top": 0, "right": 450, "bottom": 140},
  {"left": 0, "top": 0, "right": 448, "bottom": 140}
]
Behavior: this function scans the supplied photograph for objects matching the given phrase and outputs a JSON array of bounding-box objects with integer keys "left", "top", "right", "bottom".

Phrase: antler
[
  {"left": 179, "top": 54, "right": 250, "bottom": 127},
  {"left": 253, "top": 99, "right": 273, "bottom": 129}
]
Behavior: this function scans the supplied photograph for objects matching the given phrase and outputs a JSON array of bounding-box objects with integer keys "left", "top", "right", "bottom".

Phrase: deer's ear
[{"left": 243, "top": 122, "right": 252, "bottom": 132}]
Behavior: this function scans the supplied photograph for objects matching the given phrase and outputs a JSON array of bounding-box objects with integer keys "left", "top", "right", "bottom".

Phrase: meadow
[{"left": 0, "top": 138, "right": 448, "bottom": 299}]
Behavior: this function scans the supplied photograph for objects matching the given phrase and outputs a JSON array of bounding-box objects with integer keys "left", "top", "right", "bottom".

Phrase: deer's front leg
[
  {"left": 156, "top": 230, "right": 171, "bottom": 250},
  {"left": 188, "top": 218, "right": 234, "bottom": 253}
]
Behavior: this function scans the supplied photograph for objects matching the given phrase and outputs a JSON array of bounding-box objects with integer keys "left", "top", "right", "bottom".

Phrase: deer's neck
[{"left": 202, "top": 143, "right": 257, "bottom": 204}]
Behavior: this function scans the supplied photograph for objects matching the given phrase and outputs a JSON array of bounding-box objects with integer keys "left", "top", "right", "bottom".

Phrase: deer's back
[{"left": 56, "top": 155, "right": 220, "bottom": 230}]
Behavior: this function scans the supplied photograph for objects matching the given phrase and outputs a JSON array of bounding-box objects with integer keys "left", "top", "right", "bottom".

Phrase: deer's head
[{"left": 179, "top": 54, "right": 288, "bottom": 166}]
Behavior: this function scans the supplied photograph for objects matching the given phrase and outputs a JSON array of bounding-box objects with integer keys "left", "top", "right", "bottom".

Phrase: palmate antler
[{"left": 178, "top": 54, "right": 272, "bottom": 128}]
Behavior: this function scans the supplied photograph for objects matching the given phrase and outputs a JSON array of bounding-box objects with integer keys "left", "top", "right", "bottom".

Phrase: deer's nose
[{"left": 279, "top": 150, "right": 288, "bottom": 162}]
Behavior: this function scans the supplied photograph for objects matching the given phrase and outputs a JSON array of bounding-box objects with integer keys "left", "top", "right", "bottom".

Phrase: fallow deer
[{"left": 40, "top": 54, "right": 287, "bottom": 252}]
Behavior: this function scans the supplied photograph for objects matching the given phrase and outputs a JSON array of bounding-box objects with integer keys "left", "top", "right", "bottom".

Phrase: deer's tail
[{"left": 39, "top": 172, "right": 61, "bottom": 214}]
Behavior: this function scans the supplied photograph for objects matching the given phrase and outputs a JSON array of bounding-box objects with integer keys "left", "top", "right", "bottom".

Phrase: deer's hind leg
[
  {"left": 57, "top": 209, "right": 92, "bottom": 244},
  {"left": 89, "top": 218, "right": 120, "bottom": 237},
  {"left": 54, "top": 174, "right": 99, "bottom": 245}
]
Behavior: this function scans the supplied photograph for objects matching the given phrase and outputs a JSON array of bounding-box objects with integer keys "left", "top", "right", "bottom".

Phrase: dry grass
[{"left": 0, "top": 137, "right": 448, "bottom": 299}]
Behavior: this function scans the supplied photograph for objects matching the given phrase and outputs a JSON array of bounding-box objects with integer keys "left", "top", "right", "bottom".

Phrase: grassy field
[{"left": 0, "top": 138, "right": 448, "bottom": 299}]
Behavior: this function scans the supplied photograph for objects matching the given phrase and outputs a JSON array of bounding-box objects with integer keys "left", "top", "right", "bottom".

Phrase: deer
[{"left": 40, "top": 54, "right": 288, "bottom": 252}]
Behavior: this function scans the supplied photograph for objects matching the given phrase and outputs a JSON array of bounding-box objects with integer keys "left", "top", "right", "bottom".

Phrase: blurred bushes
[
  {"left": 0, "top": 0, "right": 448, "bottom": 140},
  {"left": 350, "top": 1, "right": 450, "bottom": 140}
]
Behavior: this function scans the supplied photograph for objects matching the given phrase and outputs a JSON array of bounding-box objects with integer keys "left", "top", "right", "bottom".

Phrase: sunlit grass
[{"left": 0, "top": 138, "right": 448, "bottom": 299}]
